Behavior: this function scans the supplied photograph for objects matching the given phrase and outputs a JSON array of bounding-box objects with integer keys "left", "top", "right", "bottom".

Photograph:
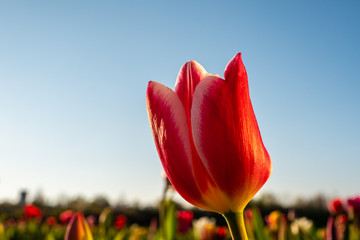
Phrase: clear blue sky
[{"left": 0, "top": 1, "right": 359, "bottom": 206}]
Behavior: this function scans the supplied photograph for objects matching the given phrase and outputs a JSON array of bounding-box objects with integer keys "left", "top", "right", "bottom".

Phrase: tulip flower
[
  {"left": 46, "top": 216, "right": 57, "bottom": 226},
  {"left": 60, "top": 210, "right": 74, "bottom": 224},
  {"left": 216, "top": 226, "right": 228, "bottom": 240},
  {"left": 328, "top": 198, "right": 344, "bottom": 215},
  {"left": 114, "top": 215, "right": 127, "bottom": 229},
  {"left": 347, "top": 196, "right": 360, "bottom": 217},
  {"left": 193, "top": 217, "right": 216, "bottom": 240},
  {"left": 265, "top": 211, "right": 282, "bottom": 232},
  {"left": 64, "top": 213, "right": 93, "bottom": 240},
  {"left": 146, "top": 53, "right": 272, "bottom": 239},
  {"left": 24, "top": 204, "right": 42, "bottom": 219},
  {"left": 176, "top": 210, "right": 193, "bottom": 233}
]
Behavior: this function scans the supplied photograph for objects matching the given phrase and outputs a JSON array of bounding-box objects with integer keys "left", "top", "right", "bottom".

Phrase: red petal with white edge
[
  {"left": 191, "top": 53, "right": 272, "bottom": 211},
  {"left": 146, "top": 81, "right": 211, "bottom": 210},
  {"left": 174, "top": 60, "right": 208, "bottom": 121}
]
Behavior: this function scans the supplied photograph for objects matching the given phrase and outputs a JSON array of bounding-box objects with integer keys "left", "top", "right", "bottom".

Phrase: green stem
[{"left": 223, "top": 211, "right": 248, "bottom": 240}]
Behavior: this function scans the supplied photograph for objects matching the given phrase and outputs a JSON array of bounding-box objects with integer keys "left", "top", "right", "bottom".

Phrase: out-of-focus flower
[
  {"left": 146, "top": 53, "right": 272, "bottom": 213},
  {"left": 176, "top": 211, "right": 193, "bottom": 233},
  {"left": 128, "top": 225, "right": 147, "bottom": 240},
  {"left": 328, "top": 198, "right": 344, "bottom": 215},
  {"left": 0, "top": 223, "right": 4, "bottom": 236},
  {"left": 99, "top": 207, "right": 112, "bottom": 226},
  {"left": 64, "top": 213, "right": 93, "bottom": 240},
  {"left": 326, "top": 214, "right": 347, "bottom": 240},
  {"left": 148, "top": 218, "right": 158, "bottom": 240},
  {"left": 5, "top": 219, "right": 16, "bottom": 227},
  {"left": 326, "top": 217, "right": 336, "bottom": 240},
  {"left": 287, "top": 209, "right": 296, "bottom": 222},
  {"left": 60, "top": 210, "right": 74, "bottom": 224},
  {"left": 114, "top": 215, "right": 127, "bottom": 229},
  {"left": 46, "top": 216, "right": 57, "bottom": 226},
  {"left": 244, "top": 209, "right": 253, "bottom": 223},
  {"left": 266, "top": 211, "right": 282, "bottom": 231},
  {"left": 86, "top": 215, "right": 96, "bottom": 227},
  {"left": 347, "top": 196, "right": 360, "bottom": 217},
  {"left": 24, "top": 204, "right": 42, "bottom": 219},
  {"left": 193, "top": 217, "right": 216, "bottom": 240},
  {"left": 216, "top": 226, "right": 227, "bottom": 240},
  {"left": 290, "top": 217, "right": 313, "bottom": 235}
]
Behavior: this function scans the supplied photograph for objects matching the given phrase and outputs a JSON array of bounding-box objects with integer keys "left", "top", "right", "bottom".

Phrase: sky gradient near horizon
[{"left": 1, "top": 1, "right": 359, "bottom": 206}]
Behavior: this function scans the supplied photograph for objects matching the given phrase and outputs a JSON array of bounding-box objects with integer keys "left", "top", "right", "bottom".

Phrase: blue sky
[{"left": 0, "top": 1, "right": 359, "bottom": 206}]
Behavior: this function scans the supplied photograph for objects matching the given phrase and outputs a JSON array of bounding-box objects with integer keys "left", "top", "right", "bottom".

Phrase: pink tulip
[{"left": 347, "top": 196, "right": 360, "bottom": 217}]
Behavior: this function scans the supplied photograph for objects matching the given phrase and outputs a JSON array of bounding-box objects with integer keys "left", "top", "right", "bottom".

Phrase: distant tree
[
  {"left": 33, "top": 190, "right": 46, "bottom": 207},
  {"left": 88, "top": 196, "right": 110, "bottom": 213},
  {"left": 67, "top": 196, "right": 88, "bottom": 212},
  {"left": 306, "top": 194, "right": 327, "bottom": 210},
  {"left": 256, "top": 193, "right": 281, "bottom": 208}
]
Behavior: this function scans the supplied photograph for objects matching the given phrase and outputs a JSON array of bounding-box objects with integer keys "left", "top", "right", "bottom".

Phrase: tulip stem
[{"left": 223, "top": 211, "right": 248, "bottom": 240}]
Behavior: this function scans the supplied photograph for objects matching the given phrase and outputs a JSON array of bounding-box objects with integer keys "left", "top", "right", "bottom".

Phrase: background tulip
[
  {"left": 176, "top": 210, "right": 194, "bottom": 233},
  {"left": 60, "top": 210, "right": 74, "bottom": 224},
  {"left": 24, "top": 204, "right": 42, "bottom": 219},
  {"left": 64, "top": 213, "right": 93, "bottom": 240},
  {"left": 147, "top": 53, "right": 272, "bottom": 239},
  {"left": 328, "top": 198, "right": 344, "bottom": 215}
]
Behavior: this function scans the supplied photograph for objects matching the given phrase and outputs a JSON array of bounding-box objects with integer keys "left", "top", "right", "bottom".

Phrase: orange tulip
[
  {"left": 64, "top": 213, "right": 93, "bottom": 240},
  {"left": 146, "top": 53, "right": 272, "bottom": 239}
]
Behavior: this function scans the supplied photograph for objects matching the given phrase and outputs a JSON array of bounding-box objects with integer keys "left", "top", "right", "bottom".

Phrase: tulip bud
[
  {"left": 328, "top": 198, "right": 344, "bottom": 215},
  {"left": 64, "top": 213, "right": 93, "bottom": 240}
]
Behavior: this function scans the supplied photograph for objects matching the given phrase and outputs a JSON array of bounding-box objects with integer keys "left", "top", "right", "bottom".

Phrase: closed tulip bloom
[
  {"left": 147, "top": 53, "right": 272, "bottom": 240},
  {"left": 347, "top": 196, "right": 360, "bottom": 217},
  {"left": 24, "top": 204, "right": 42, "bottom": 219},
  {"left": 176, "top": 211, "right": 193, "bottom": 233},
  {"left": 328, "top": 198, "right": 344, "bottom": 215},
  {"left": 46, "top": 216, "right": 57, "bottom": 226},
  {"left": 60, "top": 210, "right": 74, "bottom": 224},
  {"left": 114, "top": 215, "right": 127, "bottom": 229},
  {"left": 64, "top": 213, "right": 93, "bottom": 240}
]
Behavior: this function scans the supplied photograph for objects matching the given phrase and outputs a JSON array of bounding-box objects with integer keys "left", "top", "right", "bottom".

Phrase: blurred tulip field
[{"left": 0, "top": 194, "right": 359, "bottom": 240}]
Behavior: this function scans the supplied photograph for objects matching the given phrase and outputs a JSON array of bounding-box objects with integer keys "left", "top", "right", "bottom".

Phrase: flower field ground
[{"left": 0, "top": 195, "right": 358, "bottom": 240}]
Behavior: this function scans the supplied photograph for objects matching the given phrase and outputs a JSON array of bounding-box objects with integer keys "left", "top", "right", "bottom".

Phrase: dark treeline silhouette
[{"left": 0, "top": 191, "right": 330, "bottom": 227}]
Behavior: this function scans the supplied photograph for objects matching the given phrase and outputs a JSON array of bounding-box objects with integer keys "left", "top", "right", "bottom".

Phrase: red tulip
[
  {"left": 64, "top": 213, "right": 93, "bottom": 240},
  {"left": 114, "top": 215, "right": 127, "bottom": 229},
  {"left": 216, "top": 226, "right": 228, "bottom": 240},
  {"left": 60, "top": 210, "right": 74, "bottom": 224},
  {"left": 347, "top": 196, "right": 360, "bottom": 217},
  {"left": 328, "top": 198, "right": 344, "bottom": 215},
  {"left": 24, "top": 204, "right": 42, "bottom": 219},
  {"left": 46, "top": 216, "right": 57, "bottom": 226},
  {"left": 176, "top": 211, "right": 194, "bottom": 233},
  {"left": 146, "top": 53, "right": 272, "bottom": 214}
]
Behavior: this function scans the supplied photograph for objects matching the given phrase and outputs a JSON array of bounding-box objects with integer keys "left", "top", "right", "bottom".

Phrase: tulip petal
[
  {"left": 191, "top": 53, "right": 272, "bottom": 211},
  {"left": 174, "top": 60, "right": 208, "bottom": 120},
  {"left": 147, "top": 81, "right": 213, "bottom": 210}
]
